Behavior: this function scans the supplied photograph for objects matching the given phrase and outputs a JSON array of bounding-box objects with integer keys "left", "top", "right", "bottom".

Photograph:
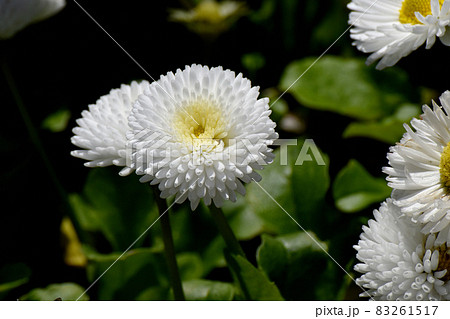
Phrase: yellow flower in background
[
  {"left": 0, "top": 0, "right": 66, "bottom": 39},
  {"left": 169, "top": 0, "right": 247, "bottom": 38}
]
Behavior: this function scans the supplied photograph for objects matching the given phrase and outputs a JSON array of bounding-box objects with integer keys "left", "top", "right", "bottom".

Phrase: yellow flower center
[
  {"left": 440, "top": 142, "right": 450, "bottom": 189},
  {"left": 173, "top": 100, "right": 228, "bottom": 151},
  {"left": 399, "top": 0, "right": 444, "bottom": 24}
]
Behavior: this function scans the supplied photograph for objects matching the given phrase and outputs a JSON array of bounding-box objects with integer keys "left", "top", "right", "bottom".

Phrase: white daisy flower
[
  {"left": 71, "top": 81, "right": 150, "bottom": 176},
  {"left": 128, "top": 64, "right": 278, "bottom": 210},
  {"left": 383, "top": 91, "right": 450, "bottom": 245},
  {"left": 354, "top": 199, "right": 450, "bottom": 301},
  {"left": 0, "top": 0, "right": 66, "bottom": 39},
  {"left": 348, "top": 0, "right": 450, "bottom": 70}
]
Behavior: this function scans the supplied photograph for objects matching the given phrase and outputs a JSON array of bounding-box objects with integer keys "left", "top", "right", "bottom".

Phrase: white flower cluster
[
  {"left": 355, "top": 200, "right": 450, "bottom": 300},
  {"left": 71, "top": 64, "right": 278, "bottom": 210},
  {"left": 348, "top": 0, "right": 450, "bottom": 300},
  {"left": 348, "top": 0, "right": 450, "bottom": 69},
  {"left": 355, "top": 91, "right": 450, "bottom": 300}
]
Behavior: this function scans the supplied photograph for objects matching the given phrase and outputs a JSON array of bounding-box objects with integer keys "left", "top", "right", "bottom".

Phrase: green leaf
[
  {"left": 343, "top": 104, "right": 420, "bottom": 144},
  {"left": 333, "top": 160, "right": 391, "bottom": 213},
  {"left": 21, "top": 283, "right": 88, "bottom": 301},
  {"left": 256, "top": 234, "right": 288, "bottom": 280},
  {"left": 136, "top": 286, "right": 170, "bottom": 301},
  {"left": 245, "top": 145, "right": 296, "bottom": 234},
  {"left": 310, "top": 1, "right": 348, "bottom": 49},
  {"left": 41, "top": 109, "right": 71, "bottom": 132},
  {"left": 69, "top": 167, "right": 158, "bottom": 251},
  {"left": 85, "top": 247, "right": 168, "bottom": 300},
  {"left": 225, "top": 252, "right": 284, "bottom": 301},
  {"left": 0, "top": 263, "right": 31, "bottom": 298},
  {"left": 182, "top": 279, "right": 235, "bottom": 301},
  {"left": 291, "top": 139, "right": 330, "bottom": 228},
  {"left": 279, "top": 56, "right": 412, "bottom": 120},
  {"left": 176, "top": 252, "right": 204, "bottom": 281},
  {"left": 278, "top": 231, "right": 327, "bottom": 254},
  {"left": 241, "top": 52, "right": 266, "bottom": 73},
  {"left": 247, "top": 139, "right": 329, "bottom": 234},
  {"left": 256, "top": 231, "right": 340, "bottom": 300},
  {"left": 222, "top": 197, "right": 265, "bottom": 240},
  {"left": 201, "top": 235, "right": 227, "bottom": 274}
]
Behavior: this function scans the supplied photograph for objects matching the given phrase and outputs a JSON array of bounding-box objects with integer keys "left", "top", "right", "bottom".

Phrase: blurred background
[{"left": 1, "top": 0, "right": 449, "bottom": 300}]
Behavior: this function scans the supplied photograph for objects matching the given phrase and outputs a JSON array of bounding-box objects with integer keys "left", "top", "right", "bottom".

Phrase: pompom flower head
[
  {"left": 71, "top": 81, "right": 149, "bottom": 176},
  {"left": 348, "top": 0, "right": 450, "bottom": 69},
  {"left": 0, "top": 0, "right": 66, "bottom": 39},
  {"left": 354, "top": 199, "right": 450, "bottom": 301},
  {"left": 128, "top": 64, "right": 278, "bottom": 210},
  {"left": 384, "top": 91, "right": 450, "bottom": 245}
]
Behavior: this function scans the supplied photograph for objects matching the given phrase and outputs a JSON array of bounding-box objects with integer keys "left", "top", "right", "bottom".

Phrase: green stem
[
  {"left": 209, "top": 205, "right": 245, "bottom": 257},
  {"left": 1, "top": 55, "right": 86, "bottom": 242},
  {"left": 153, "top": 189, "right": 185, "bottom": 301}
]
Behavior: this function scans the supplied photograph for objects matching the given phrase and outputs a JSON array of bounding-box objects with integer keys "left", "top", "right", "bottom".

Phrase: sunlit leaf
[
  {"left": 279, "top": 56, "right": 413, "bottom": 120},
  {"left": 247, "top": 140, "right": 329, "bottom": 234},
  {"left": 333, "top": 160, "right": 391, "bottom": 213},
  {"left": 343, "top": 104, "right": 420, "bottom": 144},
  {"left": 182, "top": 279, "right": 235, "bottom": 301},
  {"left": 21, "top": 283, "right": 88, "bottom": 301},
  {"left": 223, "top": 197, "right": 265, "bottom": 240}
]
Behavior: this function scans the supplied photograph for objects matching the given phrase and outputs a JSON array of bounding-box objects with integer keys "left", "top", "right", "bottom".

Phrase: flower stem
[
  {"left": 153, "top": 189, "right": 185, "bottom": 301},
  {"left": 0, "top": 53, "right": 86, "bottom": 242},
  {"left": 209, "top": 205, "right": 245, "bottom": 257}
]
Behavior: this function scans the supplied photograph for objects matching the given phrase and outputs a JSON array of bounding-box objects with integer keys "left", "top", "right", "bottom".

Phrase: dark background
[{"left": 1, "top": 0, "right": 449, "bottom": 300}]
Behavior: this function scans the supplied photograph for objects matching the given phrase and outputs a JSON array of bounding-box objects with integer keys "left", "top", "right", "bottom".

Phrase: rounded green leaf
[
  {"left": 332, "top": 160, "right": 391, "bottom": 213},
  {"left": 247, "top": 139, "right": 329, "bottom": 234},
  {"left": 256, "top": 231, "right": 343, "bottom": 300},
  {"left": 176, "top": 252, "right": 204, "bottom": 281},
  {"left": 21, "top": 283, "right": 89, "bottom": 301},
  {"left": 182, "top": 279, "right": 235, "bottom": 301},
  {"left": 256, "top": 234, "right": 288, "bottom": 280},
  {"left": 279, "top": 56, "right": 412, "bottom": 120},
  {"left": 343, "top": 104, "right": 420, "bottom": 144}
]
